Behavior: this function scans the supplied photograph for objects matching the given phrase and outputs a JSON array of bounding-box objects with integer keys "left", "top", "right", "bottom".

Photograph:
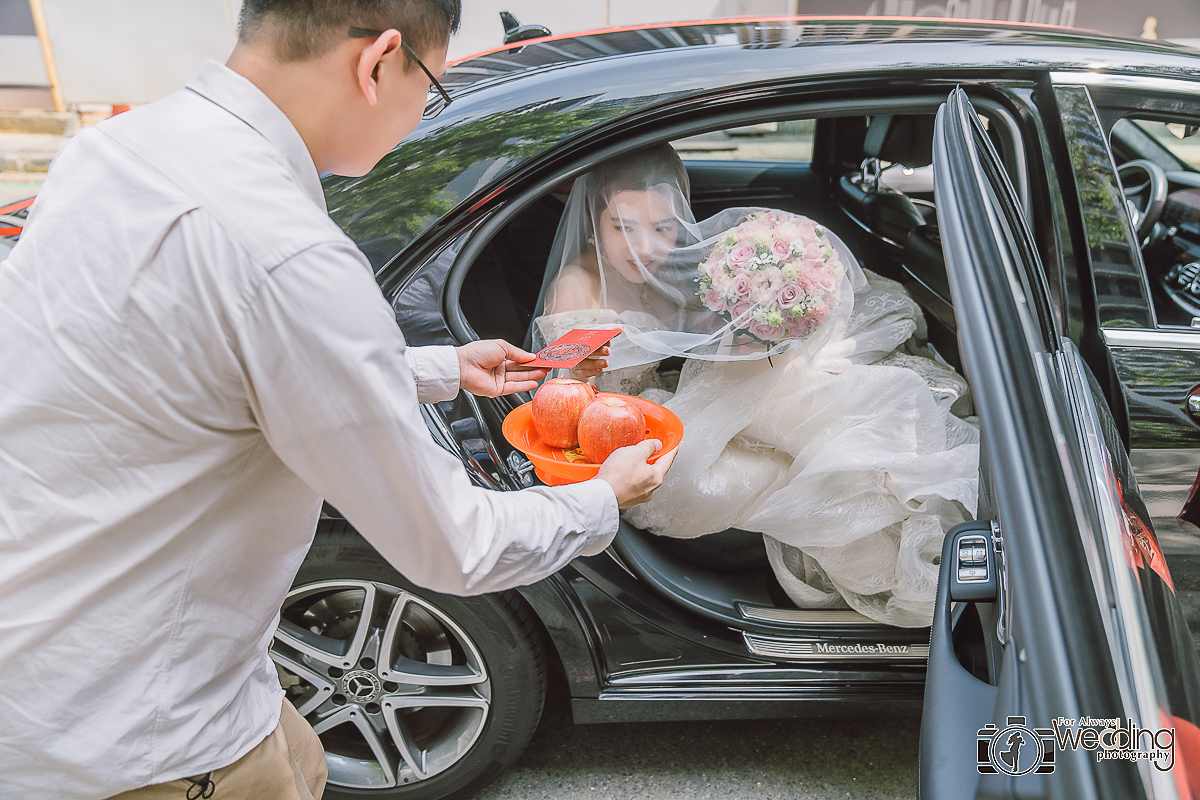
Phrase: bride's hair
[{"left": 585, "top": 143, "right": 692, "bottom": 216}]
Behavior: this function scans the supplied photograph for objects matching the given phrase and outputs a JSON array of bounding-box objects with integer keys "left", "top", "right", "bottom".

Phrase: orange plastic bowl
[{"left": 502, "top": 392, "right": 684, "bottom": 486}]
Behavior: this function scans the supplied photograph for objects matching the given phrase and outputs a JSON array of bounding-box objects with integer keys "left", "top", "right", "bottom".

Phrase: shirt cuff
[
  {"left": 406, "top": 345, "right": 461, "bottom": 404},
  {"left": 566, "top": 478, "right": 621, "bottom": 557}
]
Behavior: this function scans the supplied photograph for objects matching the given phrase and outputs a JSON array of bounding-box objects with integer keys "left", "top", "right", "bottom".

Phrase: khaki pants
[{"left": 111, "top": 701, "right": 327, "bottom": 800}]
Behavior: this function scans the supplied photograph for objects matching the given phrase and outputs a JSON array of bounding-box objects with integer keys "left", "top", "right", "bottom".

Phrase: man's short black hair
[{"left": 239, "top": 0, "right": 461, "bottom": 62}]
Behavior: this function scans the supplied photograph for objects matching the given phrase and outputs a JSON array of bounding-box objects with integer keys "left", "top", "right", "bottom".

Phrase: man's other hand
[
  {"left": 596, "top": 439, "right": 677, "bottom": 509},
  {"left": 456, "top": 340, "right": 549, "bottom": 397}
]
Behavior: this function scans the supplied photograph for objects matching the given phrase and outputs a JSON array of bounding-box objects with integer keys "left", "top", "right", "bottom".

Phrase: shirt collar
[{"left": 185, "top": 60, "right": 326, "bottom": 211}]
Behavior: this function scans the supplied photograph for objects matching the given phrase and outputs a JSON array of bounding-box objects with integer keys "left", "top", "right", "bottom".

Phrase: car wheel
[{"left": 271, "top": 520, "right": 548, "bottom": 800}]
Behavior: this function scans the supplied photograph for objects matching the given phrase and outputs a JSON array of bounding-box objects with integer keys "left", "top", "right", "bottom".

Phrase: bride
[{"left": 531, "top": 144, "right": 980, "bottom": 627}]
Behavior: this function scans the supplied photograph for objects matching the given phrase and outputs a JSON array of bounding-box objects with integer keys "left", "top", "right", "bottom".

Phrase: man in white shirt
[{"left": 0, "top": 1, "right": 673, "bottom": 798}]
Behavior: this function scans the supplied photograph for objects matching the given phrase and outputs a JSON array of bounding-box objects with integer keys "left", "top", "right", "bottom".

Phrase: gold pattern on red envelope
[
  {"left": 526, "top": 328, "right": 621, "bottom": 369},
  {"left": 539, "top": 343, "right": 591, "bottom": 363}
]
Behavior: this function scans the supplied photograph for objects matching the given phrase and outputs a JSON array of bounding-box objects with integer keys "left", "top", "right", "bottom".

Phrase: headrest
[{"left": 863, "top": 114, "right": 936, "bottom": 169}]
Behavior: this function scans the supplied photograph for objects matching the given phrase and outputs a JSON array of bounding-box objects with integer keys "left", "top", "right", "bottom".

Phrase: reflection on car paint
[{"left": 1056, "top": 85, "right": 1154, "bottom": 329}]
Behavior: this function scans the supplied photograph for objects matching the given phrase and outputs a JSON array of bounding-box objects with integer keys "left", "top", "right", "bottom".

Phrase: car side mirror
[{"left": 1166, "top": 122, "right": 1200, "bottom": 140}]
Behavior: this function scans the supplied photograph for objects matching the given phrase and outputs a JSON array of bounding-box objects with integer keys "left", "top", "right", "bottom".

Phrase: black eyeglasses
[{"left": 348, "top": 27, "right": 451, "bottom": 119}]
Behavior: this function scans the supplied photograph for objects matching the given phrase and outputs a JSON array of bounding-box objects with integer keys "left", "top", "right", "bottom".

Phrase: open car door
[{"left": 919, "top": 87, "right": 1195, "bottom": 799}]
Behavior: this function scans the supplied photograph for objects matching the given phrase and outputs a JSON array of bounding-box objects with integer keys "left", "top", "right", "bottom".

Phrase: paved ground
[{"left": 475, "top": 694, "right": 921, "bottom": 800}]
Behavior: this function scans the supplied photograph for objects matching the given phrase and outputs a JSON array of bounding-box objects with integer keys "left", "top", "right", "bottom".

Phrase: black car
[{"left": 255, "top": 18, "right": 1200, "bottom": 800}]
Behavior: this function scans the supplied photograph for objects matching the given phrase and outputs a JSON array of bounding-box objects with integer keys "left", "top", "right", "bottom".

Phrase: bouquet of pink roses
[{"left": 696, "top": 210, "right": 844, "bottom": 347}]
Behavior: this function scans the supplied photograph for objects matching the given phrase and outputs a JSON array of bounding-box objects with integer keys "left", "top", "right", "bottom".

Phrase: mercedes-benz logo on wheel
[{"left": 342, "top": 670, "right": 382, "bottom": 703}]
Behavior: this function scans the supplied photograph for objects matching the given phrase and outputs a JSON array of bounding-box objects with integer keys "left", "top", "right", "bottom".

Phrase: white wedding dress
[{"left": 535, "top": 271, "right": 980, "bottom": 628}]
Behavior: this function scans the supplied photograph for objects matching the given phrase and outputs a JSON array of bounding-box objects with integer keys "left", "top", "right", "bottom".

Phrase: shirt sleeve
[
  {"left": 233, "top": 240, "right": 620, "bottom": 595},
  {"left": 404, "top": 346, "right": 460, "bottom": 404}
]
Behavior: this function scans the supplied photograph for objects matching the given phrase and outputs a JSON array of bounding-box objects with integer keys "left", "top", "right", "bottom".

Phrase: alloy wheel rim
[{"left": 271, "top": 580, "right": 492, "bottom": 789}]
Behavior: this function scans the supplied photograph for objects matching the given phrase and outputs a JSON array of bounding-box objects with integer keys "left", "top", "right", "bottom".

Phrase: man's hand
[
  {"left": 456, "top": 340, "right": 549, "bottom": 397},
  {"left": 595, "top": 439, "right": 677, "bottom": 509}
]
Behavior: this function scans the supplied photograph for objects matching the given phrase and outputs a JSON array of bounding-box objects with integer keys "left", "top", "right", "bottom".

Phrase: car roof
[
  {"left": 326, "top": 17, "right": 1200, "bottom": 271},
  {"left": 441, "top": 17, "right": 1197, "bottom": 95}
]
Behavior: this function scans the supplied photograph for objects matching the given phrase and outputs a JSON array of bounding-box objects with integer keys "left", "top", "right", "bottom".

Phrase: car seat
[{"left": 835, "top": 114, "right": 935, "bottom": 246}]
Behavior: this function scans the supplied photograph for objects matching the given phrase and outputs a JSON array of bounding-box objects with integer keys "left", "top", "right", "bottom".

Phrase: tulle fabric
[
  {"left": 532, "top": 145, "right": 867, "bottom": 369},
  {"left": 531, "top": 145, "right": 980, "bottom": 627},
  {"left": 543, "top": 273, "right": 980, "bottom": 627}
]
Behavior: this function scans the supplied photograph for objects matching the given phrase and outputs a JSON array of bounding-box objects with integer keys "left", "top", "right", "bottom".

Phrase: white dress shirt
[{"left": 0, "top": 60, "right": 618, "bottom": 800}]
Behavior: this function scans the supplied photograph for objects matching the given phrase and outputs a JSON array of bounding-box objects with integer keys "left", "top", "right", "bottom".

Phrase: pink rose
[
  {"left": 703, "top": 289, "right": 726, "bottom": 313},
  {"left": 778, "top": 283, "right": 802, "bottom": 309},
  {"left": 728, "top": 242, "right": 756, "bottom": 266},
  {"left": 786, "top": 314, "right": 813, "bottom": 338},
  {"left": 750, "top": 267, "right": 784, "bottom": 305},
  {"left": 798, "top": 221, "right": 817, "bottom": 244},
  {"left": 730, "top": 302, "right": 754, "bottom": 323},
  {"left": 802, "top": 242, "right": 822, "bottom": 261},
  {"left": 798, "top": 263, "right": 836, "bottom": 294},
  {"left": 771, "top": 239, "right": 791, "bottom": 257},
  {"left": 748, "top": 319, "right": 784, "bottom": 342},
  {"left": 730, "top": 271, "right": 753, "bottom": 297},
  {"left": 811, "top": 264, "right": 836, "bottom": 291}
]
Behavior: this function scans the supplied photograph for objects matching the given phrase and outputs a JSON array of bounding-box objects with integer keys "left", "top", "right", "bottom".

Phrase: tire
[{"left": 271, "top": 520, "right": 547, "bottom": 800}]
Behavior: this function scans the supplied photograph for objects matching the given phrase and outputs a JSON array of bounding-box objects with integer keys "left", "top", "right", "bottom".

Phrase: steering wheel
[{"left": 1117, "top": 159, "right": 1168, "bottom": 242}]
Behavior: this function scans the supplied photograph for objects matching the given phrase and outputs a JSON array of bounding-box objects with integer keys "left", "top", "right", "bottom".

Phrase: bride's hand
[
  {"left": 595, "top": 439, "right": 677, "bottom": 509},
  {"left": 569, "top": 345, "right": 610, "bottom": 380}
]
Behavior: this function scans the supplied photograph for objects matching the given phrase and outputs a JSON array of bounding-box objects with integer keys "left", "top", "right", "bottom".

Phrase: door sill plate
[
  {"left": 743, "top": 632, "right": 929, "bottom": 661},
  {"left": 739, "top": 604, "right": 881, "bottom": 625}
]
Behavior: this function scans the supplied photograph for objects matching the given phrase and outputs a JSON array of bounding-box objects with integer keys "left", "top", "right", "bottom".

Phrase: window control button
[{"left": 958, "top": 567, "right": 988, "bottom": 581}]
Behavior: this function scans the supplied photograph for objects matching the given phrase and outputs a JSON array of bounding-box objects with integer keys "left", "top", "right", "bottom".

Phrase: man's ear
[{"left": 355, "top": 28, "right": 401, "bottom": 106}]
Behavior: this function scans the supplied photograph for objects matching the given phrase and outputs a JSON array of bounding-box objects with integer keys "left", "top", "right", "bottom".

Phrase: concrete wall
[
  {"left": 1, "top": 0, "right": 1197, "bottom": 109},
  {"left": 0, "top": 0, "right": 48, "bottom": 107},
  {"left": 446, "top": 1, "right": 792, "bottom": 62},
  {"left": 41, "top": 0, "right": 241, "bottom": 105}
]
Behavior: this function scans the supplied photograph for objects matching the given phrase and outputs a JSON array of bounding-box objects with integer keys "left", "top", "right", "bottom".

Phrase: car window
[
  {"left": 452, "top": 102, "right": 1029, "bottom": 372},
  {"left": 672, "top": 121, "right": 815, "bottom": 162},
  {"left": 1107, "top": 116, "right": 1200, "bottom": 328},
  {"left": 1126, "top": 119, "right": 1200, "bottom": 171}
]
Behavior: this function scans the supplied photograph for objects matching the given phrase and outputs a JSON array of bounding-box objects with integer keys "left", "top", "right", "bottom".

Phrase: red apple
[
  {"left": 532, "top": 378, "right": 597, "bottom": 448},
  {"left": 578, "top": 396, "right": 646, "bottom": 463}
]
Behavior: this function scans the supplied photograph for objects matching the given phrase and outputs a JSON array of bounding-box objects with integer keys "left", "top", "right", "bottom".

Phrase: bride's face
[{"left": 596, "top": 188, "right": 680, "bottom": 284}]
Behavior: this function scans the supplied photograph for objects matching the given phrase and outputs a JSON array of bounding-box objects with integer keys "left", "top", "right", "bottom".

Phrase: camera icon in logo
[{"left": 978, "top": 716, "right": 1056, "bottom": 775}]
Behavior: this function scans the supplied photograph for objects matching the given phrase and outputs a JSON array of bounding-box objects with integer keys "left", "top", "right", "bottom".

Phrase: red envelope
[{"left": 524, "top": 328, "right": 621, "bottom": 369}]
